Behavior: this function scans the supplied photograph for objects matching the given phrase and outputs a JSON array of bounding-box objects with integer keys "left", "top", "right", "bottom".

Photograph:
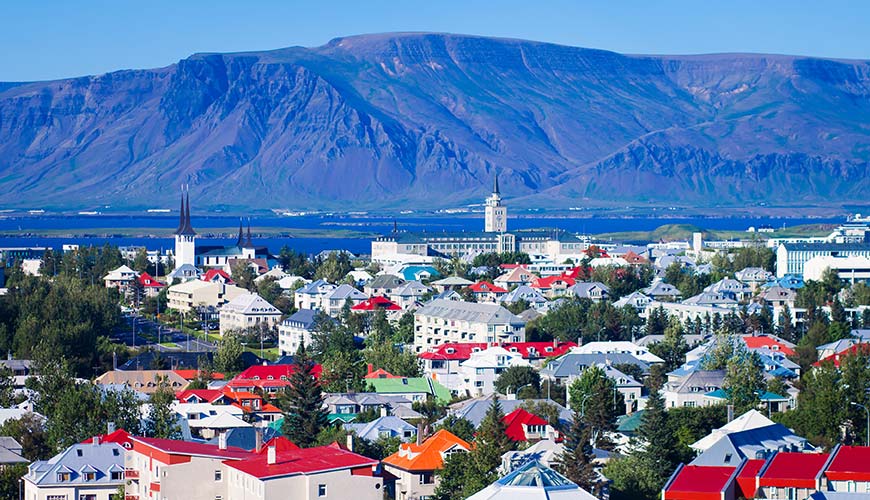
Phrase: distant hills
[{"left": 1, "top": 32, "right": 869, "bottom": 212}]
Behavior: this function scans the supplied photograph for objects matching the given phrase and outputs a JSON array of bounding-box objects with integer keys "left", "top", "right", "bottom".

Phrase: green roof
[
  {"left": 328, "top": 413, "right": 358, "bottom": 423},
  {"left": 368, "top": 376, "right": 452, "bottom": 404},
  {"left": 616, "top": 410, "right": 645, "bottom": 433},
  {"left": 704, "top": 389, "right": 788, "bottom": 402}
]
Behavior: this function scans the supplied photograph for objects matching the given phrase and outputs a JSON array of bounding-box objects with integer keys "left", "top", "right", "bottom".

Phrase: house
[
  {"left": 541, "top": 353, "right": 652, "bottom": 386},
  {"left": 389, "top": 281, "right": 430, "bottom": 310},
  {"left": 413, "top": 299, "right": 526, "bottom": 353},
  {"left": 323, "top": 393, "right": 417, "bottom": 422},
  {"left": 136, "top": 271, "right": 165, "bottom": 297},
  {"left": 103, "top": 264, "right": 138, "bottom": 290},
  {"left": 445, "top": 396, "right": 573, "bottom": 429},
  {"left": 94, "top": 369, "right": 189, "bottom": 395},
  {"left": 293, "top": 279, "right": 337, "bottom": 311},
  {"left": 167, "top": 280, "right": 247, "bottom": 312},
  {"left": 622, "top": 250, "right": 650, "bottom": 266},
  {"left": 735, "top": 267, "right": 773, "bottom": 290},
  {"left": 24, "top": 438, "right": 126, "bottom": 500},
  {"left": 223, "top": 443, "right": 385, "bottom": 500},
  {"left": 399, "top": 265, "right": 440, "bottom": 282},
  {"left": 643, "top": 280, "right": 682, "bottom": 301},
  {"left": 683, "top": 291, "right": 738, "bottom": 307},
  {"left": 367, "top": 376, "right": 452, "bottom": 404},
  {"left": 568, "top": 282, "right": 611, "bottom": 302},
  {"left": 0, "top": 436, "right": 26, "bottom": 467},
  {"left": 321, "top": 284, "right": 369, "bottom": 316},
  {"left": 570, "top": 341, "right": 664, "bottom": 364},
  {"left": 365, "top": 274, "right": 407, "bottom": 297},
  {"left": 467, "top": 281, "right": 509, "bottom": 302},
  {"left": 664, "top": 370, "right": 725, "bottom": 409},
  {"left": 613, "top": 291, "right": 653, "bottom": 311},
  {"left": 382, "top": 429, "right": 472, "bottom": 500},
  {"left": 201, "top": 268, "right": 234, "bottom": 285},
  {"left": 352, "top": 296, "right": 403, "bottom": 313},
  {"left": 494, "top": 267, "right": 537, "bottom": 289},
  {"left": 226, "top": 364, "right": 322, "bottom": 396},
  {"left": 345, "top": 415, "right": 417, "bottom": 443},
  {"left": 705, "top": 278, "right": 752, "bottom": 302},
  {"left": 167, "top": 263, "right": 201, "bottom": 282},
  {"left": 467, "top": 460, "right": 598, "bottom": 500},
  {"left": 756, "top": 452, "right": 830, "bottom": 500},
  {"left": 218, "top": 292, "right": 282, "bottom": 336},
  {"left": 278, "top": 309, "right": 326, "bottom": 356},
  {"left": 457, "top": 346, "right": 531, "bottom": 397},
  {"left": 502, "top": 408, "right": 557, "bottom": 442},
  {"left": 761, "top": 286, "right": 798, "bottom": 308},
  {"left": 662, "top": 464, "right": 741, "bottom": 500},
  {"left": 430, "top": 276, "right": 474, "bottom": 293},
  {"left": 498, "top": 285, "right": 548, "bottom": 309},
  {"left": 530, "top": 275, "right": 576, "bottom": 298}
]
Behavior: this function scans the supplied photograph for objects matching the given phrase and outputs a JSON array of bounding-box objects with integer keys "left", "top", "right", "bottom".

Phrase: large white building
[
  {"left": 484, "top": 173, "right": 507, "bottom": 233},
  {"left": 219, "top": 292, "right": 282, "bottom": 335},
  {"left": 457, "top": 346, "right": 531, "bottom": 397},
  {"left": 413, "top": 299, "right": 526, "bottom": 353},
  {"left": 804, "top": 255, "right": 870, "bottom": 283},
  {"left": 167, "top": 280, "right": 247, "bottom": 312},
  {"left": 776, "top": 240, "right": 870, "bottom": 278}
]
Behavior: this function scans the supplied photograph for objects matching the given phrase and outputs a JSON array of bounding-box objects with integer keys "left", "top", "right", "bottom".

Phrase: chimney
[
  {"left": 346, "top": 433, "right": 354, "bottom": 452},
  {"left": 416, "top": 423, "right": 424, "bottom": 445},
  {"left": 267, "top": 445, "right": 276, "bottom": 465},
  {"left": 92, "top": 436, "right": 100, "bottom": 446},
  {"left": 218, "top": 431, "right": 227, "bottom": 450},
  {"left": 107, "top": 422, "right": 116, "bottom": 434},
  {"left": 367, "top": 363, "right": 374, "bottom": 376},
  {"left": 254, "top": 428, "right": 263, "bottom": 454},
  {"left": 727, "top": 405, "right": 734, "bottom": 423},
  {"left": 380, "top": 406, "right": 388, "bottom": 418}
]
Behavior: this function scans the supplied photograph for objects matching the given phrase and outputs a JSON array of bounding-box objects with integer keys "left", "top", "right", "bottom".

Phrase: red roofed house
[
  {"left": 815, "top": 343, "right": 870, "bottom": 369},
  {"left": 502, "top": 408, "right": 557, "bottom": 442},
  {"left": 663, "top": 464, "right": 740, "bottom": 500},
  {"left": 757, "top": 451, "right": 829, "bottom": 499},
  {"left": 80, "top": 428, "right": 134, "bottom": 449},
  {"left": 201, "top": 268, "right": 235, "bottom": 285},
  {"left": 531, "top": 275, "right": 576, "bottom": 298},
  {"left": 467, "top": 281, "right": 508, "bottom": 302},
  {"left": 736, "top": 459, "right": 766, "bottom": 499},
  {"left": 821, "top": 444, "right": 870, "bottom": 493},
  {"left": 226, "top": 363, "right": 323, "bottom": 397},
  {"left": 137, "top": 271, "right": 165, "bottom": 297},
  {"left": 352, "top": 296, "right": 402, "bottom": 312},
  {"left": 126, "top": 435, "right": 253, "bottom": 500},
  {"left": 176, "top": 389, "right": 235, "bottom": 405},
  {"left": 743, "top": 334, "right": 797, "bottom": 357},
  {"left": 622, "top": 251, "right": 649, "bottom": 266}
]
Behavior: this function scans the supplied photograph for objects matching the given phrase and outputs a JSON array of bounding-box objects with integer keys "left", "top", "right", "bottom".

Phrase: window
[
  {"left": 79, "top": 496, "right": 96, "bottom": 500},
  {"left": 76, "top": 449, "right": 83, "bottom": 457},
  {"left": 723, "top": 454, "right": 732, "bottom": 464},
  {"left": 83, "top": 472, "right": 96, "bottom": 481},
  {"left": 47, "top": 496, "right": 67, "bottom": 500},
  {"left": 111, "top": 471, "right": 124, "bottom": 481},
  {"left": 57, "top": 472, "right": 71, "bottom": 482},
  {"left": 419, "top": 472, "right": 435, "bottom": 484},
  {"left": 318, "top": 484, "right": 327, "bottom": 496},
  {"left": 215, "top": 470, "right": 222, "bottom": 481}
]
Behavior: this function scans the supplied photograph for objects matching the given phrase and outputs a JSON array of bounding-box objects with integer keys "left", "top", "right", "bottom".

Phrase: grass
[{"left": 594, "top": 223, "right": 835, "bottom": 243}]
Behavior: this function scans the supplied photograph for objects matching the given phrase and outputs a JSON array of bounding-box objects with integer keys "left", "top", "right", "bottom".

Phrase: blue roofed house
[
  {"left": 345, "top": 415, "right": 417, "bottom": 443},
  {"left": 399, "top": 265, "right": 440, "bottom": 282},
  {"left": 278, "top": 309, "right": 330, "bottom": 356},
  {"left": 24, "top": 439, "right": 126, "bottom": 500},
  {"left": 499, "top": 285, "right": 548, "bottom": 309}
]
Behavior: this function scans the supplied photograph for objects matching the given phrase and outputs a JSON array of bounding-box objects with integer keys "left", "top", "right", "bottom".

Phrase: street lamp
[
  {"left": 579, "top": 393, "right": 593, "bottom": 417},
  {"left": 512, "top": 383, "right": 534, "bottom": 400},
  {"left": 851, "top": 402, "right": 869, "bottom": 447}
]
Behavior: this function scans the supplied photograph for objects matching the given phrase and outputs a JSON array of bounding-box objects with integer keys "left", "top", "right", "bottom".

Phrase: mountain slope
[{"left": 1, "top": 32, "right": 869, "bottom": 211}]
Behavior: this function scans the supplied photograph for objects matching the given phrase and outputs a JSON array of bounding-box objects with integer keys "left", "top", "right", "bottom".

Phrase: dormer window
[
  {"left": 84, "top": 471, "right": 96, "bottom": 481},
  {"left": 446, "top": 348, "right": 455, "bottom": 354},
  {"left": 57, "top": 472, "right": 71, "bottom": 482}
]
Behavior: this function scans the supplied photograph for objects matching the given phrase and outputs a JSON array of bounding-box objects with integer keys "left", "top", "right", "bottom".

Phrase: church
[
  {"left": 171, "top": 187, "right": 271, "bottom": 275},
  {"left": 371, "top": 173, "right": 586, "bottom": 263}
]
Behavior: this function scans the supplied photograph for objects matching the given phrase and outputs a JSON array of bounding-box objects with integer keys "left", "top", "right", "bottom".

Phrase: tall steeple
[
  {"left": 174, "top": 187, "right": 186, "bottom": 235},
  {"left": 173, "top": 184, "right": 197, "bottom": 271},
  {"left": 485, "top": 170, "right": 507, "bottom": 233},
  {"left": 493, "top": 171, "right": 500, "bottom": 196},
  {"left": 235, "top": 219, "right": 245, "bottom": 247},
  {"left": 244, "top": 219, "right": 255, "bottom": 249},
  {"left": 175, "top": 185, "right": 196, "bottom": 236}
]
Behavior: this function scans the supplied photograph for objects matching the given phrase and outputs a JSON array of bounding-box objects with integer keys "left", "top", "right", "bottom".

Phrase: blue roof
[
  {"left": 400, "top": 265, "right": 440, "bottom": 281},
  {"left": 26, "top": 442, "right": 126, "bottom": 486}
]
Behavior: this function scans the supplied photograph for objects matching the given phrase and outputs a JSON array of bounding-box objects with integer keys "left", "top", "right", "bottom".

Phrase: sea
[{"left": 0, "top": 214, "right": 845, "bottom": 256}]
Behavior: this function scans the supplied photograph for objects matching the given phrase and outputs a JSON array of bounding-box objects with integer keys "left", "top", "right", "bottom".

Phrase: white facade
[
  {"left": 413, "top": 300, "right": 526, "bottom": 353},
  {"left": 167, "top": 281, "right": 247, "bottom": 312},
  {"left": 458, "top": 347, "right": 531, "bottom": 397},
  {"left": 804, "top": 255, "right": 870, "bottom": 283},
  {"left": 219, "top": 293, "right": 282, "bottom": 335}
]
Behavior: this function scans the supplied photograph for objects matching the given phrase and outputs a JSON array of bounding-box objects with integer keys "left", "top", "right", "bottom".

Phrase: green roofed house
[
  {"left": 703, "top": 389, "right": 790, "bottom": 413},
  {"left": 367, "top": 376, "right": 452, "bottom": 404}
]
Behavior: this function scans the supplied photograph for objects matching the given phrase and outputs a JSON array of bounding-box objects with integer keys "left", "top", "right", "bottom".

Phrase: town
[{"left": 0, "top": 178, "right": 868, "bottom": 500}]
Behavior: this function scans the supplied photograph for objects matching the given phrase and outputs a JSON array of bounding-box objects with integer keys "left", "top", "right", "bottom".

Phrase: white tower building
[
  {"left": 484, "top": 172, "right": 507, "bottom": 233},
  {"left": 173, "top": 186, "right": 196, "bottom": 270}
]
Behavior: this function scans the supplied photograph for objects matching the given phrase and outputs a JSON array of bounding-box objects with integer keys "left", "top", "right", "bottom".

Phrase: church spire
[
  {"left": 243, "top": 218, "right": 255, "bottom": 248},
  {"left": 235, "top": 218, "right": 245, "bottom": 247},
  {"left": 175, "top": 184, "right": 196, "bottom": 236},
  {"left": 493, "top": 171, "right": 500, "bottom": 195},
  {"left": 174, "top": 186, "right": 186, "bottom": 235}
]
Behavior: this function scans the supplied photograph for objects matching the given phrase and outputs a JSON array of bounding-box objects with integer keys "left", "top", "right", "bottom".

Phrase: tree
[
  {"left": 637, "top": 389, "right": 677, "bottom": 484},
  {"left": 493, "top": 365, "right": 541, "bottom": 398},
  {"left": 280, "top": 344, "right": 328, "bottom": 447},
  {"left": 648, "top": 317, "right": 689, "bottom": 371},
  {"left": 213, "top": 335, "right": 245, "bottom": 374},
  {"left": 434, "top": 451, "right": 476, "bottom": 500},
  {"left": 555, "top": 410, "right": 599, "bottom": 494},
  {"left": 604, "top": 454, "right": 662, "bottom": 500},
  {"left": 230, "top": 260, "right": 257, "bottom": 291},
  {"left": 0, "top": 413, "right": 50, "bottom": 460},
  {"left": 0, "top": 463, "right": 27, "bottom": 500},
  {"left": 314, "top": 252, "right": 353, "bottom": 283},
  {"left": 146, "top": 377, "right": 181, "bottom": 439},
  {"left": 568, "top": 366, "right": 624, "bottom": 446},
  {"left": 724, "top": 347, "right": 764, "bottom": 413},
  {"left": 131, "top": 248, "right": 150, "bottom": 273},
  {"left": 0, "top": 368, "right": 14, "bottom": 407},
  {"left": 435, "top": 415, "right": 476, "bottom": 443}
]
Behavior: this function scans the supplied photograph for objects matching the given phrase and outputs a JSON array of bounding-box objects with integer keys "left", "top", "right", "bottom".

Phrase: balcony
[
  {"left": 125, "top": 469, "right": 139, "bottom": 479},
  {"left": 125, "top": 496, "right": 139, "bottom": 500}
]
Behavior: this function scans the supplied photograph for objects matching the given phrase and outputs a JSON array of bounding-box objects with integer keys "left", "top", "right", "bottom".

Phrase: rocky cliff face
[{"left": 1, "top": 33, "right": 869, "bottom": 210}]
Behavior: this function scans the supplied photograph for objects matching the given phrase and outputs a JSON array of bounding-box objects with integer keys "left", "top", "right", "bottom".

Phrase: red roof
[
  {"left": 758, "top": 452, "right": 829, "bottom": 489},
  {"left": 224, "top": 444, "right": 377, "bottom": 479},
  {"left": 174, "top": 370, "right": 226, "bottom": 381},
  {"left": 499, "top": 264, "right": 527, "bottom": 270},
  {"left": 742, "top": 335, "right": 796, "bottom": 356},
  {"left": 258, "top": 437, "right": 300, "bottom": 454},
  {"left": 202, "top": 269, "right": 234, "bottom": 284},
  {"left": 826, "top": 446, "right": 870, "bottom": 481},
  {"left": 622, "top": 251, "right": 649, "bottom": 265},
  {"left": 502, "top": 408, "right": 549, "bottom": 442},
  {"left": 80, "top": 429, "right": 133, "bottom": 448},
  {"left": 468, "top": 281, "right": 508, "bottom": 294},
  {"left": 235, "top": 364, "right": 322, "bottom": 381},
  {"left": 176, "top": 389, "right": 228, "bottom": 403},
  {"left": 664, "top": 465, "right": 735, "bottom": 500},
  {"left": 137, "top": 272, "right": 164, "bottom": 288},
  {"left": 419, "top": 341, "right": 576, "bottom": 361},
  {"left": 352, "top": 296, "right": 402, "bottom": 311},
  {"left": 736, "top": 459, "right": 766, "bottom": 499},
  {"left": 814, "top": 343, "right": 870, "bottom": 368},
  {"left": 132, "top": 436, "right": 252, "bottom": 460},
  {"left": 531, "top": 275, "right": 576, "bottom": 289}
]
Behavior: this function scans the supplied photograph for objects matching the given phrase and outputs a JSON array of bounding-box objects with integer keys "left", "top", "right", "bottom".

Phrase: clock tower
[{"left": 484, "top": 172, "right": 507, "bottom": 233}]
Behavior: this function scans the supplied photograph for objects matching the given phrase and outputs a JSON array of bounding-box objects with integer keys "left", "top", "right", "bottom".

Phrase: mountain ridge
[{"left": 1, "top": 32, "right": 869, "bottom": 211}]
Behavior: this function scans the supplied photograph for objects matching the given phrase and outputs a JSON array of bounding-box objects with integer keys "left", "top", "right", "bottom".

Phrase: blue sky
[{"left": 2, "top": 0, "right": 869, "bottom": 81}]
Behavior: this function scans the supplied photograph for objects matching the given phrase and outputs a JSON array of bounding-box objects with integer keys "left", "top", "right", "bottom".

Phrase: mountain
[{"left": 1, "top": 32, "right": 869, "bottom": 212}]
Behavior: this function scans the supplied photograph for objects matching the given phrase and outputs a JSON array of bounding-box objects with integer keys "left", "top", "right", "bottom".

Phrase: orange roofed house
[{"left": 383, "top": 429, "right": 472, "bottom": 500}]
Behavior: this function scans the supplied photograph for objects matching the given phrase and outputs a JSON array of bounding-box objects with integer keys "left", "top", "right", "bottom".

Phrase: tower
[
  {"left": 173, "top": 185, "right": 196, "bottom": 270},
  {"left": 242, "top": 219, "right": 256, "bottom": 259},
  {"left": 484, "top": 171, "right": 507, "bottom": 233}
]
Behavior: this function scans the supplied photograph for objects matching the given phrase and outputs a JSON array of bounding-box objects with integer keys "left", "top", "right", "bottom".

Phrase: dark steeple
[
  {"left": 493, "top": 171, "right": 500, "bottom": 195},
  {"left": 175, "top": 185, "right": 197, "bottom": 236},
  {"left": 235, "top": 219, "right": 245, "bottom": 247},
  {"left": 243, "top": 219, "right": 255, "bottom": 248}
]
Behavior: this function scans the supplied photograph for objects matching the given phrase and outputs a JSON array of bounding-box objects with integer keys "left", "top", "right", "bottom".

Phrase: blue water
[{"left": 0, "top": 214, "right": 845, "bottom": 256}]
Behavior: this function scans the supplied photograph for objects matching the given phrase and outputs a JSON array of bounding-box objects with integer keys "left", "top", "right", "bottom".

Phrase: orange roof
[
  {"left": 174, "top": 369, "right": 226, "bottom": 381},
  {"left": 382, "top": 429, "right": 471, "bottom": 472},
  {"left": 364, "top": 368, "right": 402, "bottom": 379},
  {"left": 742, "top": 335, "right": 795, "bottom": 356}
]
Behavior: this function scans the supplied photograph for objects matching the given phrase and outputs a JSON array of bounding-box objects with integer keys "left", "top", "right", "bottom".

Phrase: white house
[
  {"left": 219, "top": 293, "right": 282, "bottom": 336},
  {"left": 570, "top": 341, "right": 664, "bottom": 365},
  {"left": 458, "top": 347, "right": 531, "bottom": 397}
]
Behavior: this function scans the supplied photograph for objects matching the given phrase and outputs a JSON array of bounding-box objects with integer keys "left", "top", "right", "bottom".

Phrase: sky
[{"left": 2, "top": 0, "right": 869, "bottom": 81}]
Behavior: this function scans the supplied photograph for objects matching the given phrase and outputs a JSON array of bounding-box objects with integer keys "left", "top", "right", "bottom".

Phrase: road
[{"left": 116, "top": 314, "right": 217, "bottom": 353}]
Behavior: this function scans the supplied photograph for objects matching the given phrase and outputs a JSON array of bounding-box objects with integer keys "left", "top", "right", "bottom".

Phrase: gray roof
[
  {"left": 417, "top": 299, "right": 525, "bottom": 326},
  {"left": 613, "top": 291, "right": 653, "bottom": 309},
  {"left": 392, "top": 281, "right": 430, "bottom": 297},
  {"left": 204, "top": 426, "right": 282, "bottom": 451},
  {"left": 25, "top": 442, "right": 126, "bottom": 486},
  {"left": 367, "top": 274, "right": 406, "bottom": 290},
  {"left": 780, "top": 241, "right": 870, "bottom": 252},
  {"left": 282, "top": 309, "right": 320, "bottom": 330},
  {"left": 541, "top": 353, "right": 651, "bottom": 379},
  {"left": 344, "top": 416, "right": 416, "bottom": 442},
  {"left": 683, "top": 291, "right": 737, "bottom": 306},
  {"left": 499, "top": 286, "right": 547, "bottom": 305},
  {"left": 327, "top": 284, "right": 368, "bottom": 301},
  {"left": 667, "top": 369, "right": 726, "bottom": 394},
  {"left": 446, "top": 396, "right": 572, "bottom": 428},
  {"left": 296, "top": 279, "right": 334, "bottom": 296},
  {"left": 643, "top": 281, "right": 681, "bottom": 297},
  {"left": 569, "top": 282, "right": 610, "bottom": 298},
  {"left": 690, "top": 424, "right": 810, "bottom": 466}
]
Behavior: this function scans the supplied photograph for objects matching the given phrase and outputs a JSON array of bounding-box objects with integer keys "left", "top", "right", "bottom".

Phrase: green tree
[
  {"left": 146, "top": 377, "right": 181, "bottom": 439},
  {"left": 230, "top": 260, "right": 258, "bottom": 291},
  {"left": 568, "top": 366, "right": 624, "bottom": 446},
  {"left": 555, "top": 410, "right": 599, "bottom": 494},
  {"left": 604, "top": 454, "right": 662, "bottom": 500},
  {"left": 314, "top": 252, "right": 353, "bottom": 283},
  {"left": 435, "top": 415, "right": 476, "bottom": 443},
  {"left": 724, "top": 347, "right": 764, "bottom": 413},
  {"left": 0, "top": 463, "right": 27, "bottom": 500},
  {"left": 493, "top": 365, "right": 541, "bottom": 398},
  {"left": 648, "top": 317, "right": 689, "bottom": 371},
  {"left": 434, "top": 451, "right": 475, "bottom": 500},
  {"left": 131, "top": 248, "right": 150, "bottom": 273},
  {"left": 280, "top": 344, "right": 328, "bottom": 447},
  {"left": 0, "top": 413, "right": 51, "bottom": 460},
  {"left": 213, "top": 335, "right": 245, "bottom": 374},
  {"left": 637, "top": 389, "right": 677, "bottom": 484}
]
